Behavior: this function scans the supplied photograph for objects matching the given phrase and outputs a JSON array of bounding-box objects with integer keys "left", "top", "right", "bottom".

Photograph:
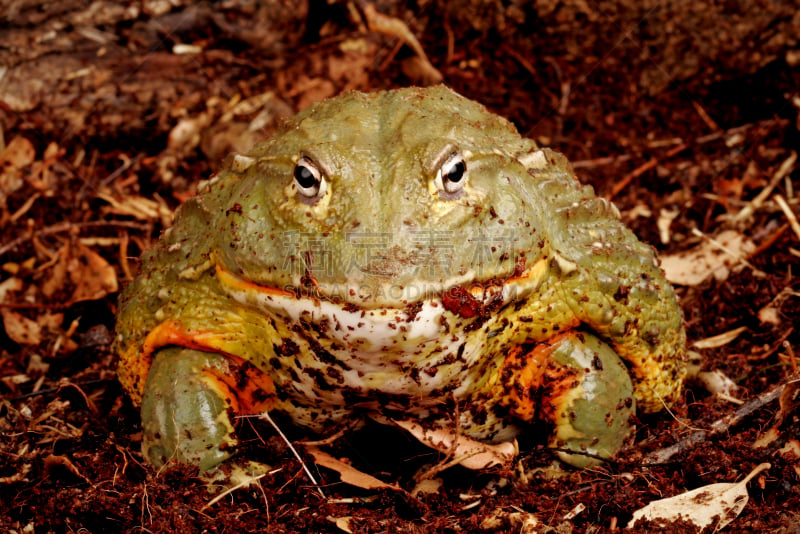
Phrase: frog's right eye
[
  {"left": 433, "top": 152, "right": 467, "bottom": 199},
  {"left": 293, "top": 156, "right": 327, "bottom": 202}
]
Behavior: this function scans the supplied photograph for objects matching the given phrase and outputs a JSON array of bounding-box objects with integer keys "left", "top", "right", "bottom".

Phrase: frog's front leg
[
  {"left": 140, "top": 347, "right": 274, "bottom": 472},
  {"left": 502, "top": 333, "right": 636, "bottom": 468}
]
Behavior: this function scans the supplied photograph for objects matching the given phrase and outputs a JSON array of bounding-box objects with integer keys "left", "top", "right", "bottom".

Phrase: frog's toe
[
  {"left": 541, "top": 334, "right": 636, "bottom": 468},
  {"left": 141, "top": 347, "right": 240, "bottom": 472}
]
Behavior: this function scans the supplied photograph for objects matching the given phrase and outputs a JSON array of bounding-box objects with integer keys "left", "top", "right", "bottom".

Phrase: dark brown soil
[{"left": 2, "top": 1, "right": 799, "bottom": 532}]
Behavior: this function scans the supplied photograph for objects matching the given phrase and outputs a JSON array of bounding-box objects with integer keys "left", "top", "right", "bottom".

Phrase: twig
[
  {"left": 692, "top": 100, "right": 722, "bottom": 133},
  {"left": 732, "top": 151, "right": 797, "bottom": 223},
  {"left": 746, "top": 223, "right": 789, "bottom": 260},
  {"left": 0, "top": 220, "right": 151, "bottom": 258},
  {"left": 257, "top": 412, "right": 326, "bottom": 500},
  {"left": 782, "top": 341, "right": 798, "bottom": 374},
  {"left": 202, "top": 472, "right": 267, "bottom": 511},
  {"left": 607, "top": 142, "right": 689, "bottom": 199},
  {"left": 643, "top": 383, "right": 784, "bottom": 465},
  {"left": 774, "top": 194, "right": 800, "bottom": 243},
  {"left": 748, "top": 327, "right": 794, "bottom": 361},
  {"left": 572, "top": 155, "right": 631, "bottom": 169}
]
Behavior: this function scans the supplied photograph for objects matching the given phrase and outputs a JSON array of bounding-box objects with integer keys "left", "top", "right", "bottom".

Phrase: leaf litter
[{"left": 2, "top": 2, "right": 800, "bottom": 532}]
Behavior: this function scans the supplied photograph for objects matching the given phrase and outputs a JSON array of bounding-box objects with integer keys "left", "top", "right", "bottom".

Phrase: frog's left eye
[
  {"left": 434, "top": 152, "right": 467, "bottom": 198},
  {"left": 294, "top": 156, "right": 327, "bottom": 202}
]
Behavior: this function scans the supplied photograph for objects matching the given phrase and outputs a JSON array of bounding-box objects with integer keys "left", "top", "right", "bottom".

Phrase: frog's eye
[
  {"left": 434, "top": 152, "right": 467, "bottom": 198},
  {"left": 294, "top": 156, "right": 327, "bottom": 202}
]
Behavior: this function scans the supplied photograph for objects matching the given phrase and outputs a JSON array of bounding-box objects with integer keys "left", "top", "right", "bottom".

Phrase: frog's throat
[{"left": 215, "top": 258, "right": 549, "bottom": 328}]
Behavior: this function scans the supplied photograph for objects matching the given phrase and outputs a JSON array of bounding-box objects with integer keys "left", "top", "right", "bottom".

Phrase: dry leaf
[
  {"left": 361, "top": 3, "right": 442, "bottom": 84},
  {"left": 167, "top": 115, "right": 205, "bottom": 152},
  {"left": 1, "top": 309, "right": 42, "bottom": 345},
  {"left": 411, "top": 477, "right": 443, "bottom": 497},
  {"left": 693, "top": 326, "right": 748, "bottom": 349},
  {"left": 0, "top": 136, "right": 35, "bottom": 207},
  {"left": 305, "top": 446, "right": 404, "bottom": 492},
  {"left": 777, "top": 378, "right": 800, "bottom": 427},
  {"left": 696, "top": 369, "right": 740, "bottom": 398},
  {"left": 0, "top": 136, "right": 36, "bottom": 168},
  {"left": 661, "top": 230, "right": 755, "bottom": 286},
  {"left": 779, "top": 440, "right": 800, "bottom": 459},
  {"left": 42, "top": 243, "right": 70, "bottom": 297},
  {"left": 628, "top": 463, "right": 771, "bottom": 531},
  {"left": 66, "top": 243, "right": 118, "bottom": 302},
  {"left": 757, "top": 304, "right": 781, "bottom": 325},
  {"left": 753, "top": 427, "right": 780, "bottom": 449},
  {"left": 98, "top": 188, "right": 172, "bottom": 226},
  {"left": 752, "top": 380, "right": 798, "bottom": 448},
  {"left": 392, "top": 419, "right": 517, "bottom": 470},
  {"left": 480, "top": 507, "right": 541, "bottom": 532},
  {"left": 43, "top": 455, "right": 91, "bottom": 484},
  {"left": 327, "top": 516, "right": 354, "bottom": 534},
  {"left": 0, "top": 276, "right": 23, "bottom": 301},
  {"left": 757, "top": 288, "right": 800, "bottom": 325}
]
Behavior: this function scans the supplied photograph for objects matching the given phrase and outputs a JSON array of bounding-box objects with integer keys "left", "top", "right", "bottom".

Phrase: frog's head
[{"left": 206, "top": 86, "right": 550, "bottom": 308}]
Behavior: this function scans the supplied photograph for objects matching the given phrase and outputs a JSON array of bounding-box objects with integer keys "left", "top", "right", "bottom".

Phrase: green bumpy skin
[{"left": 115, "top": 86, "right": 687, "bottom": 472}]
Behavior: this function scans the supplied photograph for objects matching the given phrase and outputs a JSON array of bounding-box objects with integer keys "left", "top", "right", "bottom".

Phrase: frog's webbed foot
[
  {"left": 140, "top": 347, "right": 274, "bottom": 472},
  {"left": 502, "top": 333, "right": 636, "bottom": 468}
]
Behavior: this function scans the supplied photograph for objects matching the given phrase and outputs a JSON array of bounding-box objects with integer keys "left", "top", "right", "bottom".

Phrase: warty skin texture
[{"left": 116, "top": 86, "right": 686, "bottom": 471}]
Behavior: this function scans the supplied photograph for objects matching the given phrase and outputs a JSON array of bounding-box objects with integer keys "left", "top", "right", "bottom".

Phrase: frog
[{"left": 115, "top": 86, "right": 686, "bottom": 473}]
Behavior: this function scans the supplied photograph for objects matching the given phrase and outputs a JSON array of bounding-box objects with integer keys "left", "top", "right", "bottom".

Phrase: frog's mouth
[
  {"left": 214, "top": 259, "right": 548, "bottom": 347},
  {"left": 216, "top": 258, "right": 548, "bottom": 316}
]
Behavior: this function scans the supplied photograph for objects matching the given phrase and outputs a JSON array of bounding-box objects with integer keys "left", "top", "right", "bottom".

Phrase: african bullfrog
[{"left": 116, "top": 86, "right": 686, "bottom": 472}]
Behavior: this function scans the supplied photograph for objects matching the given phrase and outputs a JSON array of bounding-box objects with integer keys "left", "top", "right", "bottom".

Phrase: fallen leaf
[
  {"left": 757, "top": 304, "right": 781, "bottom": 325},
  {"left": 361, "top": 3, "right": 442, "bottom": 84},
  {"left": 43, "top": 455, "right": 91, "bottom": 484},
  {"left": 778, "top": 440, "right": 800, "bottom": 459},
  {"left": 758, "top": 288, "right": 800, "bottom": 325},
  {"left": 0, "top": 136, "right": 34, "bottom": 207},
  {"left": 167, "top": 115, "right": 206, "bottom": 152},
  {"left": 753, "top": 427, "right": 780, "bottom": 449},
  {"left": 392, "top": 419, "right": 517, "bottom": 470},
  {"left": 0, "top": 276, "right": 23, "bottom": 301},
  {"left": 480, "top": 507, "right": 541, "bottom": 532},
  {"left": 327, "top": 516, "right": 354, "bottom": 534},
  {"left": 628, "top": 463, "right": 771, "bottom": 531},
  {"left": 1, "top": 309, "right": 42, "bottom": 345},
  {"left": 68, "top": 243, "right": 118, "bottom": 302},
  {"left": 98, "top": 188, "right": 172, "bottom": 226},
  {"left": 42, "top": 243, "right": 70, "bottom": 298},
  {"left": 0, "top": 136, "right": 36, "bottom": 168},
  {"left": 695, "top": 369, "right": 740, "bottom": 398},
  {"left": 411, "top": 477, "right": 443, "bottom": 497},
  {"left": 777, "top": 378, "right": 800, "bottom": 424},
  {"left": 692, "top": 326, "right": 748, "bottom": 349},
  {"left": 661, "top": 230, "right": 755, "bottom": 286},
  {"left": 305, "top": 446, "right": 404, "bottom": 492}
]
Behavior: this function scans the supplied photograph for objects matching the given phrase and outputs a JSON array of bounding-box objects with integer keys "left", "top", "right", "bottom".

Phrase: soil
[{"left": 2, "top": 1, "right": 800, "bottom": 532}]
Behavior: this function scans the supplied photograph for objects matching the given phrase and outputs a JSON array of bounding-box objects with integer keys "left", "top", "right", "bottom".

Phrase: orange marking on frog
[
  {"left": 138, "top": 319, "right": 276, "bottom": 412},
  {"left": 499, "top": 333, "right": 575, "bottom": 421},
  {"left": 216, "top": 265, "right": 295, "bottom": 297}
]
